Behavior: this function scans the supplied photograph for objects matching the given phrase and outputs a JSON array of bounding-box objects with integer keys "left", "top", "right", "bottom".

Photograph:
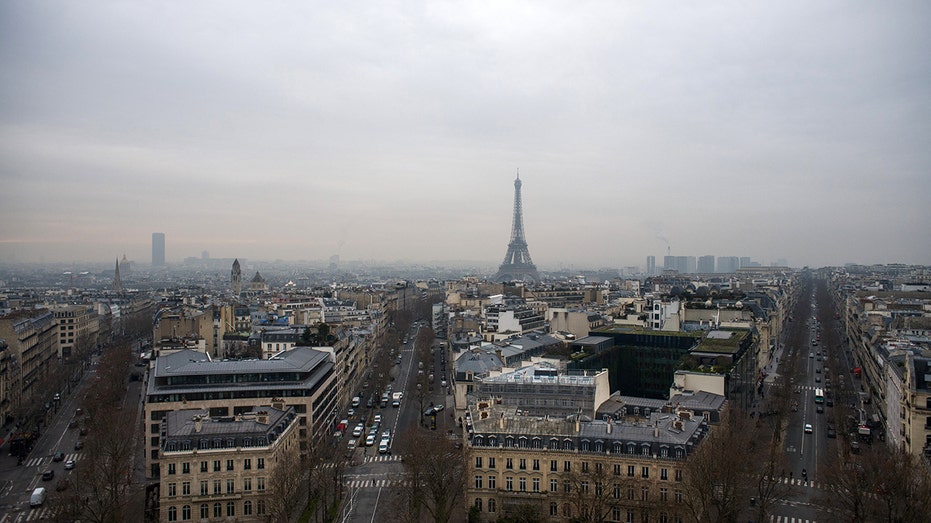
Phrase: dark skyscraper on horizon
[
  {"left": 494, "top": 172, "right": 539, "bottom": 283},
  {"left": 152, "top": 232, "right": 165, "bottom": 266}
]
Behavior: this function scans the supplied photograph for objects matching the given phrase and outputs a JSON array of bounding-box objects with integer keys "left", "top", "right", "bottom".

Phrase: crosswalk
[
  {"left": 0, "top": 506, "right": 56, "bottom": 522},
  {"left": 770, "top": 516, "right": 816, "bottom": 523},
  {"left": 345, "top": 478, "right": 407, "bottom": 489},
  {"left": 363, "top": 455, "right": 402, "bottom": 464},
  {"left": 778, "top": 476, "right": 823, "bottom": 490},
  {"left": 20, "top": 453, "right": 81, "bottom": 468}
]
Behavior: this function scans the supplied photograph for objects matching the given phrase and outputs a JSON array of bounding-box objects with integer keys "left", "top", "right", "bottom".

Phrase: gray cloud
[{"left": 1, "top": 1, "right": 929, "bottom": 268}]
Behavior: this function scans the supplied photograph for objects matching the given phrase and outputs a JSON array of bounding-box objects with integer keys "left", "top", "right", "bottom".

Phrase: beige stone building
[
  {"left": 53, "top": 304, "right": 99, "bottom": 359},
  {"left": 158, "top": 406, "right": 300, "bottom": 522},
  {"left": 145, "top": 347, "right": 337, "bottom": 479},
  {"left": 0, "top": 309, "right": 59, "bottom": 421},
  {"left": 465, "top": 402, "right": 709, "bottom": 522}
]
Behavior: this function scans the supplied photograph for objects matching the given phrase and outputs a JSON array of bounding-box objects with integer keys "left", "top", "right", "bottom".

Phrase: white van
[
  {"left": 351, "top": 396, "right": 361, "bottom": 408},
  {"left": 30, "top": 487, "right": 47, "bottom": 507}
]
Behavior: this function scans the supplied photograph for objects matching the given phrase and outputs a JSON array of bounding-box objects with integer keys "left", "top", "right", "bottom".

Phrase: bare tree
[
  {"left": 306, "top": 438, "right": 345, "bottom": 523},
  {"left": 397, "top": 427, "right": 466, "bottom": 523},
  {"left": 563, "top": 461, "right": 624, "bottom": 523},
  {"left": 264, "top": 448, "right": 307, "bottom": 523}
]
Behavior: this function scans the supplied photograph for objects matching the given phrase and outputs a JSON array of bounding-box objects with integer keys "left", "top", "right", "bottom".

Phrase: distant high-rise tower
[
  {"left": 152, "top": 233, "right": 165, "bottom": 266},
  {"left": 646, "top": 256, "right": 656, "bottom": 276},
  {"left": 494, "top": 172, "right": 539, "bottom": 283},
  {"left": 113, "top": 258, "right": 123, "bottom": 293},
  {"left": 231, "top": 259, "right": 242, "bottom": 295},
  {"left": 698, "top": 255, "right": 715, "bottom": 274}
]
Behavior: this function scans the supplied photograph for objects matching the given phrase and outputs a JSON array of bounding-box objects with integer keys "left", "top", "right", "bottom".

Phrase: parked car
[
  {"left": 74, "top": 440, "right": 84, "bottom": 450},
  {"left": 352, "top": 424, "right": 365, "bottom": 438},
  {"left": 433, "top": 404, "right": 444, "bottom": 413},
  {"left": 365, "top": 433, "right": 377, "bottom": 446}
]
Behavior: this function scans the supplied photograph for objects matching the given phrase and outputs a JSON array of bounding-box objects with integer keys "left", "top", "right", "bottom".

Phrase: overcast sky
[{"left": 2, "top": 1, "right": 929, "bottom": 270}]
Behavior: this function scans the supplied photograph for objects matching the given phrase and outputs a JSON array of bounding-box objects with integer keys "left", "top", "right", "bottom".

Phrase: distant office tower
[
  {"left": 494, "top": 172, "right": 539, "bottom": 283},
  {"left": 698, "top": 255, "right": 715, "bottom": 274},
  {"left": 663, "top": 255, "right": 675, "bottom": 272},
  {"left": 646, "top": 256, "right": 656, "bottom": 276},
  {"left": 231, "top": 259, "right": 243, "bottom": 294},
  {"left": 717, "top": 256, "right": 739, "bottom": 273},
  {"left": 681, "top": 256, "right": 696, "bottom": 274},
  {"left": 739, "top": 257, "right": 751, "bottom": 268},
  {"left": 152, "top": 233, "right": 165, "bottom": 266}
]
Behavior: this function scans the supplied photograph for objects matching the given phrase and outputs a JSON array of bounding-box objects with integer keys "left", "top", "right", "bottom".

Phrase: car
[
  {"left": 804, "top": 424, "right": 813, "bottom": 434},
  {"left": 352, "top": 424, "right": 364, "bottom": 437},
  {"left": 79, "top": 426, "right": 88, "bottom": 436},
  {"left": 392, "top": 399, "right": 400, "bottom": 408},
  {"left": 378, "top": 439, "right": 390, "bottom": 454},
  {"left": 75, "top": 408, "right": 83, "bottom": 416},
  {"left": 816, "top": 405, "right": 824, "bottom": 414},
  {"left": 74, "top": 440, "right": 83, "bottom": 450},
  {"left": 365, "top": 434, "right": 377, "bottom": 446},
  {"left": 41, "top": 470, "right": 55, "bottom": 481},
  {"left": 433, "top": 404, "right": 444, "bottom": 413},
  {"left": 347, "top": 408, "right": 355, "bottom": 418},
  {"left": 64, "top": 459, "right": 75, "bottom": 470},
  {"left": 373, "top": 414, "right": 382, "bottom": 424},
  {"left": 68, "top": 419, "right": 77, "bottom": 429},
  {"left": 809, "top": 352, "right": 814, "bottom": 358},
  {"left": 815, "top": 377, "right": 821, "bottom": 383},
  {"left": 826, "top": 399, "right": 834, "bottom": 407},
  {"left": 815, "top": 367, "right": 821, "bottom": 374},
  {"left": 424, "top": 407, "right": 436, "bottom": 416},
  {"left": 53, "top": 393, "right": 60, "bottom": 401},
  {"left": 827, "top": 427, "right": 837, "bottom": 438},
  {"left": 53, "top": 452, "right": 65, "bottom": 462},
  {"left": 441, "top": 380, "right": 447, "bottom": 387}
]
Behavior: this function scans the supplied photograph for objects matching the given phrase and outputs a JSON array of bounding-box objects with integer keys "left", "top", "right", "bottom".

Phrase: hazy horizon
[{"left": 2, "top": 2, "right": 930, "bottom": 269}]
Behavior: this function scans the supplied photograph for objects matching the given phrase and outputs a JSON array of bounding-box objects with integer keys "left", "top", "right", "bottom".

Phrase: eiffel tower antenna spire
[{"left": 494, "top": 172, "right": 539, "bottom": 283}]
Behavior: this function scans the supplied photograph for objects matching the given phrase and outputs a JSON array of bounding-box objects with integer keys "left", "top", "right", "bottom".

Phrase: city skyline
[{"left": 2, "top": 2, "right": 929, "bottom": 269}]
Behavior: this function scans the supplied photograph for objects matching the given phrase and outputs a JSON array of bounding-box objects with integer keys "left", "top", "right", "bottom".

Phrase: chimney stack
[{"left": 193, "top": 416, "right": 203, "bottom": 433}]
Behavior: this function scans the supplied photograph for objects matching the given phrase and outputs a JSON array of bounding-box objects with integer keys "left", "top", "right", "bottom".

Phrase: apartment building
[
  {"left": 144, "top": 347, "right": 336, "bottom": 479},
  {"left": 0, "top": 309, "right": 59, "bottom": 420},
  {"left": 465, "top": 402, "right": 708, "bottom": 522},
  {"left": 158, "top": 406, "right": 299, "bottom": 522}
]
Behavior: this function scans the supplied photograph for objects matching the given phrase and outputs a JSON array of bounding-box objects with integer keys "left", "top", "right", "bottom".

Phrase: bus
[{"left": 814, "top": 388, "right": 824, "bottom": 404}]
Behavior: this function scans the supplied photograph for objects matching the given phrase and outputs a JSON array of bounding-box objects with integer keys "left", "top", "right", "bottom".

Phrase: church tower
[{"left": 231, "top": 259, "right": 242, "bottom": 295}]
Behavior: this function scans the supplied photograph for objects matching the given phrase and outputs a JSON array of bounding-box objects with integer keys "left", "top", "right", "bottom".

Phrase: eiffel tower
[{"left": 494, "top": 172, "right": 539, "bottom": 283}]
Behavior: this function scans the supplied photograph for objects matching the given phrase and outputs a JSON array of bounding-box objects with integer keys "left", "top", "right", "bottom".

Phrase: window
[
  {"left": 475, "top": 476, "right": 483, "bottom": 489},
  {"left": 642, "top": 466, "right": 649, "bottom": 479},
  {"left": 168, "top": 483, "right": 177, "bottom": 497},
  {"left": 519, "top": 477, "right": 526, "bottom": 491},
  {"left": 200, "top": 504, "right": 208, "bottom": 519},
  {"left": 182, "top": 505, "right": 191, "bottom": 520},
  {"left": 674, "top": 489, "right": 683, "bottom": 503},
  {"left": 614, "top": 464, "right": 621, "bottom": 476},
  {"left": 182, "top": 462, "right": 190, "bottom": 474},
  {"left": 675, "top": 469, "right": 683, "bottom": 482},
  {"left": 659, "top": 513, "right": 668, "bottom": 523},
  {"left": 613, "top": 506, "right": 621, "bottom": 522},
  {"left": 564, "top": 480, "right": 571, "bottom": 493},
  {"left": 660, "top": 487, "right": 668, "bottom": 502},
  {"left": 257, "top": 477, "right": 266, "bottom": 492},
  {"left": 226, "top": 459, "right": 234, "bottom": 471},
  {"left": 596, "top": 462, "right": 603, "bottom": 474},
  {"left": 613, "top": 483, "right": 620, "bottom": 499},
  {"left": 488, "top": 457, "right": 496, "bottom": 469},
  {"left": 213, "top": 480, "right": 221, "bottom": 495},
  {"left": 550, "top": 502, "right": 558, "bottom": 516},
  {"left": 167, "top": 506, "right": 177, "bottom": 522},
  {"left": 227, "top": 479, "right": 235, "bottom": 494},
  {"left": 213, "top": 460, "right": 220, "bottom": 472},
  {"left": 244, "top": 458, "right": 251, "bottom": 470},
  {"left": 532, "top": 459, "right": 539, "bottom": 471},
  {"left": 581, "top": 481, "right": 589, "bottom": 493},
  {"left": 475, "top": 456, "right": 483, "bottom": 468},
  {"left": 244, "top": 501, "right": 252, "bottom": 516},
  {"left": 563, "top": 439, "right": 573, "bottom": 450},
  {"left": 506, "top": 458, "right": 513, "bottom": 469},
  {"left": 200, "top": 461, "right": 208, "bottom": 472},
  {"left": 182, "top": 482, "right": 190, "bottom": 496},
  {"left": 257, "top": 500, "right": 266, "bottom": 515},
  {"left": 168, "top": 463, "right": 176, "bottom": 475},
  {"left": 257, "top": 458, "right": 265, "bottom": 469},
  {"left": 488, "top": 476, "right": 496, "bottom": 489},
  {"left": 627, "top": 487, "right": 635, "bottom": 500},
  {"left": 550, "top": 460, "right": 557, "bottom": 472},
  {"left": 474, "top": 498, "right": 482, "bottom": 511},
  {"left": 532, "top": 478, "right": 540, "bottom": 492},
  {"left": 661, "top": 468, "right": 668, "bottom": 480},
  {"left": 213, "top": 503, "right": 222, "bottom": 518},
  {"left": 564, "top": 504, "right": 572, "bottom": 517},
  {"left": 564, "top": 461, "right": 571, "bottom": 472},
  {"left": 642, "top": 445, "right": 650, "bottom": 456},
  {"left": 628, "top": 465, "right": 635, "bottom": 477},
  {"left": 200, "top": 481, "right": 208, "bottom": 496},
  {"left": 582, "top": 461, "right": 589, "bottom": 473},
  {"left": 550, "top": 479, "right": 558, "bottom": 492},
  {"left": 488, "top": 498, "right": 496, "bottom": 513},
  {"left": 641, "top": 486, "right": 649, "bottom": 500},
  {"left": 243, "top": 478, "right": 252, "bottom": 492},
  {"left": 227, "top": 502, "right": 235, "bottom": 517},
  {"left": 505, "top": 477, "right": 513, "bottom": 491},
  {"left": 519, "top": 458, "right": 526, "bottom": 470}
]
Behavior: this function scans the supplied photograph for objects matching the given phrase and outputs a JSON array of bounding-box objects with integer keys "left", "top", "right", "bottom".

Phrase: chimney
[
  {"left": 653, "top": 421, "right": 659, "bottom": 438},
  {"left": 193, "top": 416, "right": 203, "bottom": 433},
  {"left": 606, "top": 421, "right": 612, "bottom": 434},
  {"left": 499, "top": 412, "right": 505, "bottom": 430},
  {"left": 257, "top": 410, "right": 269, "bottom": 425}
]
